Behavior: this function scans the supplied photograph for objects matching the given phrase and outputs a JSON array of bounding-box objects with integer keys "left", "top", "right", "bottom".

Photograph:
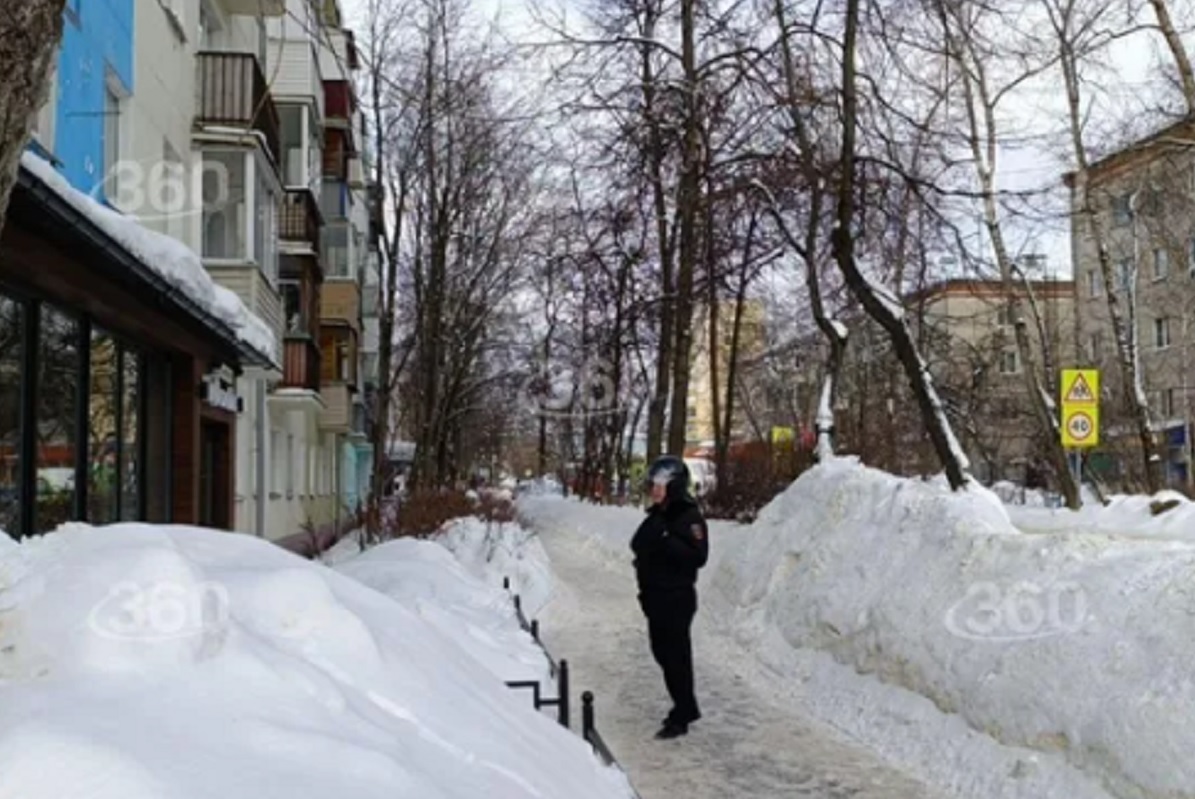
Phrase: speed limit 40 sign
[{"left": 1060, "top": 369, "right": 1100, "bottom": 448}]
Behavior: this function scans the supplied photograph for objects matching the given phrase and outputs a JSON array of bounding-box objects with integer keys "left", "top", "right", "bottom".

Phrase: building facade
[
  {"left": 1068, "top": 117, "right": 1195, "bottom": 489},
  {"left": 8, "top": 0, "right": 378, "bottom": 539}
]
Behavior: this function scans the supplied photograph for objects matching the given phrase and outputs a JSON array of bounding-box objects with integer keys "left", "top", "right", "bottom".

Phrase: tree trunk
[
  {"left": 1057, "top": 29, "right": 1164, "bottom": 492},
  {"left": 1149, "top": 0, "right": 1195, "bottom": 114},
  {"left": 938, "top": 4, "right": 1080, "bottom": 508},
  {"left": 0, "top": 0, "right": 66, "bottom": 232},
  {"left": 666, "top": 0, "right": 700, "bottom": 456},
  {"left": 640, "top": 1, "right": 674, "bottom": 464},
  {"left": 834, "top": 0, "right": 969, "bottom": 489}
]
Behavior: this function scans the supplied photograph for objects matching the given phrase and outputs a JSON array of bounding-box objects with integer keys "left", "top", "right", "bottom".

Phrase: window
[
  {"left": 286, "top": 433, "right": 295, "bottom": 499},
  {"left": 103, "top": 84, "right": 122, "bottom": 205},
  {"left": 0, "top": 296, "right": 21, "bottom": 535},
  {"left": 320, "top": 327, "right": 355, "bottom": 383},
  {"left": 321, "top": 180, "right": 347, "bottom": 220},
  {"left": 269, "top": 429, "right": 282, "bottom": 496},
  {"left": 281, "top": 280, "right": 302, "bottom": 333},
  {"left": 279, "top": 105, "right": 305, "bottom": 187},
  {"left": 202, "top": 151, "right": 247, "bottom": 260},
  {"left": 1158, "top": 388, "right": 1176, "bottom": 418},
  {"left": 253, "top": 158, "right": 278, "bottom": 284},
  {"left": 1112, "top": 193, "right": 1132, "bottom": 226},
  {"left": 999, "top": 349, "right": 1020, "bottom": 375},
  {"left": 323, "top": 224, "right": 349, "bottom": 277},
  {"left": 1189, "top": 237, "right": 1195, "bottom": 275},
  {"left": 37, "top": 306, "right": 80, "bottom": 533},
  {"left": 1153, "top": 248, "right": 1170, "bottom": 281},
  {"left": 1155, "top": 317, "right": 1172, "bottom": 350},
  {"left": 198, "top": 0, "right": 222, "bottom": 50},
  {"left": 996, "top": 304, "right": 1015, "bottom": 327},
  {"left": 1089, "top": 333, "right": 1103, "bottom": 364},
  {"left": 1117, "top": 259, "right": 1132, "bottom": 292},
  {"left": 1088, "top": 270, "right": 1101, "bottom": 298}
]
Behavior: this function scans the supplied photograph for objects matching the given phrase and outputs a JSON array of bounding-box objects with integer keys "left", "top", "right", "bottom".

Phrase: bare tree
[
  {"left": 833, "top": 0, "right": 971, "bottom": 489},
  {"left": 933, "top": 0, "right": 1081, "bottom": 507},
  {"left": 0, "top": 0, "right": 67, "bottom": 229},
  {"left": 1042, "top": 0, "right": 1166, "bottom": 492}
]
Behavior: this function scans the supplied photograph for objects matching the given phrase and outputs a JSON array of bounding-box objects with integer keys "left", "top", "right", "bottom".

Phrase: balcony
[
  {"left": 279, "top": 189, "right": 321, "bottom": 252},
  {"left": 196, "top": 52, "right": 280, "bottom": 159},
  {"left": 319, "top": 383, "right": 352, "bottom": 433},
  {"left": 281, "top": 336, "right": 320, "bottom": 391}
]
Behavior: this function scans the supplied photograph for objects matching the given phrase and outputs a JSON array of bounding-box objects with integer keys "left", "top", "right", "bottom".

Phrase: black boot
[{"left": 654, "top": 721, "right": 689, "bottom": 740}]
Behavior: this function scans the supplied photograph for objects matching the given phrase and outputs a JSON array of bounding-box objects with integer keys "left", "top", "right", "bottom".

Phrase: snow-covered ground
[
  {"left": 1007, "top": 488, "right": 1195, "bottom": 541},
  {"left": 521, "top": 458, "right": 1195, "bottom": 799},
  {"left": 0, "top": 522, "right": 630, "bottom": 798}
]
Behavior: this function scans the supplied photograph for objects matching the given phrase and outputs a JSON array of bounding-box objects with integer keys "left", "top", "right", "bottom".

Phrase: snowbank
[
  {"left": 522, "top": 463, "right": 1195, "bottom": 798},
  {"left": 332, "top": 537, "right": 550, "bottom": 684},
  {"left": 437, "top": 518, "right": 554, "bottom": 617},
  {"left": 0, "top": 523, "right": 630, "bottom": 799},
  {"left": 1009, "top": 489, "right": 1195, "bottom": 542},
  {"left": 20, "top": 153, "right": 276, "bottom": 364}
]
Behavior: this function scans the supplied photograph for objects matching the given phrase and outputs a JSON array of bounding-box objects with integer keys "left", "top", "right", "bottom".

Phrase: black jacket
[{"left": 630, "top": 498, "right": 709, "bottom": 593}]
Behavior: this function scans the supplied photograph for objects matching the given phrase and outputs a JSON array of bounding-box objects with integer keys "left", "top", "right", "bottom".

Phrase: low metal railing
[{"left": 500, "top": 575, "right": 639, "bottom": 795}]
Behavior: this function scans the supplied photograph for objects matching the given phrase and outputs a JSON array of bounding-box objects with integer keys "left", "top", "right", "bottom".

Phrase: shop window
[
  {"left": 0, "top": 296, "right": 21, "bottom": 535},
  {"left": 37, "top": 306, "right": 79, "bottom": 533},
  {"left": 279, "top": 105, "right": 305, "bottom": 187},
  {"left": 88, "top": 328, "right": 119, "bottom": 524},
  {"left": 121, "top": 349, "right": 141, "bottom": 520}
]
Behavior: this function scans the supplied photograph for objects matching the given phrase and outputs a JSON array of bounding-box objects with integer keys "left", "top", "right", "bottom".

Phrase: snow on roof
[{"left": 18, "top": 152, "right": 277, "bottom": 367}]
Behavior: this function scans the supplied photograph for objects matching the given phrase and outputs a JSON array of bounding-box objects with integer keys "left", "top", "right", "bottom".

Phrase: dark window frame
[{"left": 0, "top": 284, "right": 158, "bottom": 538}]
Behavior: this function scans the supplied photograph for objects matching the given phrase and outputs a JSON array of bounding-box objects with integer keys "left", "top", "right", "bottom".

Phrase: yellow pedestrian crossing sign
[
  {"left": 1061, "top": 369, "right": 1100, "bottom": 448},
  {"left": 1063, "top": 371, "right": 1097, "bottom": 404}
]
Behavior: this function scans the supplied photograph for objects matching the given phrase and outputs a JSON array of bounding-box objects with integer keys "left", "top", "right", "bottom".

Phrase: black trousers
[{"left": 640, "top": 587, "right": 700, "bottom": 723}]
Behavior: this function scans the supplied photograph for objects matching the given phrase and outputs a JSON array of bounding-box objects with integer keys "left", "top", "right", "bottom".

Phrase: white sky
[{"left": 338, "top": 0, "right": 1194, "bottom": 280}]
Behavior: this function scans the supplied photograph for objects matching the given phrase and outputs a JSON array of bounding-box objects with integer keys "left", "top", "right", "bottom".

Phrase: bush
[
  {"left": 702, "top": 441, "right": 814, "bottom": 522},
  {"left": 378, "top": 487, "right": 516, "bottom": 539}
]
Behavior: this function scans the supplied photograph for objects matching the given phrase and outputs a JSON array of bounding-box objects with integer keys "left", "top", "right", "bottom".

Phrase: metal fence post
[
  {"left": 581, "top": 691, "right": 594, "bottom": 742},
  {"left": 557, "top": 659, "right": 570, "bottom": 728}
]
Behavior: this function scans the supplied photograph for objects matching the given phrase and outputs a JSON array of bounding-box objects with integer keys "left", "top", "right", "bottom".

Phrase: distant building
[{"left": 1066, "top": 116, "right": 1195, "bottom": 488}]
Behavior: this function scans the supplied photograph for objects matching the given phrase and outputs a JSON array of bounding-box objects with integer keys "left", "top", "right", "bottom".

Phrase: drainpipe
[{"left": 256, "top": 377, "right": 267, "bottom": 537}]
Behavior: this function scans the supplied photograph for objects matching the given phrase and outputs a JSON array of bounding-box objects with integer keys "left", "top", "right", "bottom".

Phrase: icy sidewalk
[{"left": 527, "top": 512, "right": 942, "bottom": 799}]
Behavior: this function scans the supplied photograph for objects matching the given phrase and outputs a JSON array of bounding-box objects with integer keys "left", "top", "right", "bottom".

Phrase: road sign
[
  {"left": 1060, "top": 368, "right": 1100, "bottom": 448},
  {"left": 1061, "top": 369, "right": 1099, "bottom": 405}
]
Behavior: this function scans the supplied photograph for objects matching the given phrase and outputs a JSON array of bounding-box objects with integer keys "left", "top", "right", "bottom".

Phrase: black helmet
[{"left": 646, "top": 455, "right": 693, "bottom": 505}]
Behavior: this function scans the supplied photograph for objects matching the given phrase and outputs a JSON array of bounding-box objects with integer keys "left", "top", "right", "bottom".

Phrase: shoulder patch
[{"left": 691, "top": 523, "right": 706, "bottom": 541}]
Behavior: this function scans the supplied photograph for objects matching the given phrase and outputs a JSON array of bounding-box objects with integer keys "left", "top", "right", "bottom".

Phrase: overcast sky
[{"left": 336, "top": 0, "right": 1193, "bottom": 280}]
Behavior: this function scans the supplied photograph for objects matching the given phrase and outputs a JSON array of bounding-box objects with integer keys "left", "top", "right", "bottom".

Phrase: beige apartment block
[{"left": 1067, "top": 117, "right": 1195, "bottom": 489}]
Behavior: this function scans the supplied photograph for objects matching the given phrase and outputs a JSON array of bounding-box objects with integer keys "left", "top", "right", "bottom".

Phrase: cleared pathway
[{"left": 535, "top": 526, "right": 946, "bottom": 799}]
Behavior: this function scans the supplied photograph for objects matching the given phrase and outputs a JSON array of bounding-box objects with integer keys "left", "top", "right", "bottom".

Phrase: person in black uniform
[{"left": 630, "top": 455, "right": 710, "bottom": 739}]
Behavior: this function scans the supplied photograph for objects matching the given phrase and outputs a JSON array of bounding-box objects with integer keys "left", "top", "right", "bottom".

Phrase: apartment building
[
  {"left": 8, "top": 0, "right": 378, "bottom": 538},
  {"left": 685, "top": 299, "right": 770, "bottom": 445},
  {"left": 0, "top": 0, "right": 276, "bottom": 539},
  {"left": 788, "top": 275, "right": 1074, "bottom": 482},
  {"left": 1067, "top": 117, "right": 1195, "bottom": 488}
]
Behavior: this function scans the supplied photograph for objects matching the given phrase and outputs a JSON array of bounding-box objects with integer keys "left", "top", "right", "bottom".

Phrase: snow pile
[
  {"left": 20, "top": 153, "right": 277, "bottom": 364},
  {"left": 521, "top": 464, "right": 1195, "bottom": 798},
  {"left": 437, "top": 518, "right": 554, "bottom": 617},
  {"left": 333, "top": 537, "right": 550, "bottom": 683},
  {"left": 706, "top": 459, "right": 1195, "bottom": 798},
  {"left": 1009, "top": 489, "right": 1195, "bottom": 542},
  {"left": 0, "top": 523, "right": 630, "bottom": 799}
]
